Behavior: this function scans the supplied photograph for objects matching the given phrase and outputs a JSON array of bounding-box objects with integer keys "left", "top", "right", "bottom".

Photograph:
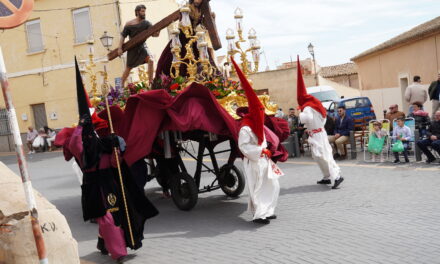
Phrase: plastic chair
[
  {"left": 391, "top": 118, "right": 416, "bottom": 161},
  {"left": 363, "top": 119, "right": 390, "bottom": 162}
]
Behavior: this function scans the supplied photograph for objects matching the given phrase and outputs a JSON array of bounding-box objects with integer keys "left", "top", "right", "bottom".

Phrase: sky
[{"left": 203, "top": 0, "right": 440, "bottom": 70}]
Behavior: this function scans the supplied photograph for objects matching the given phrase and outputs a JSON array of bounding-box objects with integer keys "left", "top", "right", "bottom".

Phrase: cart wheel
[
  {"left": 219, "top": 165, "right": 245, "bottom": 197},
  {"left": 170, "top": 172, "right": 198, "bottom": 211}
]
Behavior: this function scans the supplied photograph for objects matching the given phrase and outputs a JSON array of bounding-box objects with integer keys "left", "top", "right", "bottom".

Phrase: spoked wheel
[
  {"left": 170, "top": 172, "right": 198, "bottom": 211},
  {"left": 218, "top": 165, "right": 245, "bottom": 197}
]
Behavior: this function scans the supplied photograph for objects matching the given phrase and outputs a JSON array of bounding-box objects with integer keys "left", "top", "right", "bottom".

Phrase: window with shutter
[
  {"left": 73, "top": 7, "right": 92, "bottom": 44},
  {"left": 25, "top": 19, "right": 44, "bottom": 53}
]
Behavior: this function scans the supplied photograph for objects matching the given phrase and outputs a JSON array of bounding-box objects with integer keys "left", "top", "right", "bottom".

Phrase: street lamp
[
  {"left": 308, "top": 42, "right": 318, "bottom": 86},
  {"left": 100, "top": 31, "right": 114, "bottom": 51}
]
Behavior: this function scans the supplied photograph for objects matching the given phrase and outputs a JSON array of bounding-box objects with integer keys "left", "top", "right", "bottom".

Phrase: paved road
[{"left": 1, "top": 151, "right": 440, "bottom": 264}]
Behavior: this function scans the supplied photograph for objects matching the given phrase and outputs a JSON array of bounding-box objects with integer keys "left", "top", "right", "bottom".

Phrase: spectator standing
[
  {"left": 428, "top": 73, "right": 440, "bottom": 118},
  {"left": 416, "top": 110, "right": 440, "bottom": 163},
  {"left": 392, "top": 117, "right": 412, "bottom": 163},
  {"left": 288, "top": 108, "right": 306, "bottom": 152},
  {"left": 404, "top": 75, "right": 427, "bottom": 114},
  {"left": 287, "top": 108, "right": 298, "bottom": 133},
  {"left": 328, "top": 105, "right": 354, "bottom": 160},
  {"left": 26, "top": 126, "right": 38, "bottom": 154},
  {"left": 385, "top": 104, "right": 405, "bottom": 130}
]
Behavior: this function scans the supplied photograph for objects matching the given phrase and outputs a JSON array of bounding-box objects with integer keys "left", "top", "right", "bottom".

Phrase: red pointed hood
[
  {"left": 296, "top": 56, "right": 326, "bottom": 118},
  {"left": 231, "top": 57, "right": 265, "bottom": 145}
]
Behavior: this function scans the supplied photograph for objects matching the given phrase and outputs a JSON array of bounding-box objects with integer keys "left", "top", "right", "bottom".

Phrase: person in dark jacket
[
  {"left": 416, "top": 110, "right": 440, "bottom": 163},
  {"left": 428, "top": 73, "right": 440, "bottom": 118},
  {"left": 325, "top": 115, "right": 335, "bottom": 136},
  {"left": 407, "top": 102, "right": 430, "bottom": 138},
  {"left": 328, "top": 105, "right": 354, "bottom": 160}
]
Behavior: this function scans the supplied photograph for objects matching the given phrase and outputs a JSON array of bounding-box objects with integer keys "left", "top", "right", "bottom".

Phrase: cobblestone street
[{"left": 2, "top": 152, "right": 440, "bottom": 264}]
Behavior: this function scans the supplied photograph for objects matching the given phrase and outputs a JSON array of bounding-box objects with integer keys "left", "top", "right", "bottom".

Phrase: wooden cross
[{"left": 107, "top": 0, "right": 221, "bottom": 61}]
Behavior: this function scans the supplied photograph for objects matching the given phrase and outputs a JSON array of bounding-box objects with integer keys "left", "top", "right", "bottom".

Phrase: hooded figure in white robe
[
  {"left": 296, "top": 57, "right": 344, "bottom": 189},
  {"left": 231, "top": 57, "right": 282, "bottom": 224}
]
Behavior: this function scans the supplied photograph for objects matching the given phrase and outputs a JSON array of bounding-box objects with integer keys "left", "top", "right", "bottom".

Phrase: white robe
[
  {"left": 299, "top": 106, "right": 341, "bottom": 180},
  {"left": 238, "top": 126, "right": 280, "bottom": 220}
]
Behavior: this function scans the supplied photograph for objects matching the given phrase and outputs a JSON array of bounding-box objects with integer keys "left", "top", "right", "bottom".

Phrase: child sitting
[
  {"left": 392, "top": 117, "right": 412, "bottom": 163},
  {"left": 368, "top": 121, "right": 388, "bottom": 162}
]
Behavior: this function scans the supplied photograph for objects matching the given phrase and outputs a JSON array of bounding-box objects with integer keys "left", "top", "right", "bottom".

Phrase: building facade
[
  {"left": 0, "top": 0, "right": 178, "bottom": 151},
  {"left": 352, "top": 16, "right": 440, "bottom": 116}
]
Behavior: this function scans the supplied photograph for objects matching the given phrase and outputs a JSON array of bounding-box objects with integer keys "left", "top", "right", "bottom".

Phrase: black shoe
[
  {"left": 338, "top": 155, "right": 347, "bottom": 161},
  {"left": 332, "top": 177, "right": 344, "bottom": 189},
  {"left": 317, "top": 179, "right": 331, "bottom": 184},
  {"left": 404, "top": 158, "right": 409, "bottom": 163},
  {"left": 426, "top": 158, "right": 436, "bottom": 163},
  {"left": 393, "top": 159, "right": 400, "bottom": 164},
  {"left": 267, "top": 215, "right": 277, "bottom": 220},
  {"left": 252, "top": 218, "right": 270, "bottom": 224},
  {"left": 97, "top": 237, "right": 108, "bottom": 255},
  {"left": 333, "top": 153, "right": 340, "bottom": 159}
]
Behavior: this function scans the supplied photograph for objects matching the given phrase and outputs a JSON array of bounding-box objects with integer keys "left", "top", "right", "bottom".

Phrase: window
[
  {"left": 0, "top": 109, "right": 11, "bottom": 136},
  {"left": 25, "top": 19, "right": 44, "bottom": 53},
  {"left": 73, "top": 7, "right": 92, "bottom": 44}
]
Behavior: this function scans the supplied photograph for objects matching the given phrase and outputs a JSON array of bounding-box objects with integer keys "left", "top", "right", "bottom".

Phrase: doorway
[
  {"left": 32, "top": 103, "right": 48, "bottom": 130},
  {"left": 400, "top": 77, "right": 409, "bottom": 113}
]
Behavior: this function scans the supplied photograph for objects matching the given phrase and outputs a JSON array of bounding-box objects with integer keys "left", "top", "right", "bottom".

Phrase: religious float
[{"left": 60, "top": 0, "right": 289, "bottom": 211}]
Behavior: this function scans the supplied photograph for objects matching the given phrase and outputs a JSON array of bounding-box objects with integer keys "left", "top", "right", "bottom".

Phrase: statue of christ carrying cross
[{"left": 118, "top": 4, "right": 160, "bottom": 87}]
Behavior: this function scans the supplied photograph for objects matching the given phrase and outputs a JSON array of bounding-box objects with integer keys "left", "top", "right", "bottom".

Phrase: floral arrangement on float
[{"left": 94, "top": 74, "right": 247, "bottom": 112}]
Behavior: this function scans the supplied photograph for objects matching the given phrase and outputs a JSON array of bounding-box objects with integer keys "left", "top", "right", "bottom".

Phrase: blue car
[{"left": 327, "top": 97, "right": 376, "bottom": 129}]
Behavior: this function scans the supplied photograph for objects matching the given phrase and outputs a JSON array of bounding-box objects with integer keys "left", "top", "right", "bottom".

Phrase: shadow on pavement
[
  {"left": 49, "top": 186, "right": 252, "bottom": 243},
  {"left": 144, "top": 190, "right": 258, "bottom": 240},
  {"left": 280, "top": 184, "right": 332, "bottom": 196}
]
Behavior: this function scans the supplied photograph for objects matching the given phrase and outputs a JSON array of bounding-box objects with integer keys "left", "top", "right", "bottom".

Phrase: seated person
[
  {"left": 44, "top": 126, "right": 57, "bottom": 151},
  {"left": 385, "top": 104, "right": 405, "bottom": 130},
  {"left": 368, "top": 121, "right": 388, "bottom": 162},
  {"left": 416, "top": 110, "right": 440, "bottom": 163},
  {"left": 32, "top": 128, "right": 48, "bottom": 152},
  {"left": 26, "top": 126, "right": 38, "bottom": 154},
  {"left": 325, "top": 115, "right": 335, "bottom": 136},
  {"left": 392, "top": 117, "right": 412, "bottom": 163},
  {"left": 407, "top": 102, "right": 430, "bottom": 139},
  {"left": 328, "top": 105, "right": 354, "bottom": 160}
]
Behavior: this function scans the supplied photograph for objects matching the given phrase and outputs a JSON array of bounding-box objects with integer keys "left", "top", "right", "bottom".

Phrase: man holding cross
[{"left": 118, "top": 4, "right": 160, "bottom": 87}]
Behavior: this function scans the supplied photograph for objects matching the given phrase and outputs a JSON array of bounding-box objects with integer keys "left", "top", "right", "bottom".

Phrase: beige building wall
[
  {"left": 248, "top": 68, "right": 317, "bottom": 112},
  {"left": 354, "top": 34, "right": 440, "bottom": 115},
  {"left": 0, "top": 0, "right": 177, "bottom": 134},
  {"left": 326, "top": 74, "right": 359, "bottom": 89}
]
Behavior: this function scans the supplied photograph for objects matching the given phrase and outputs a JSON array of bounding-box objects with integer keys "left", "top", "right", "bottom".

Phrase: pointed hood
[
  {"left": 75, "top": 57, "right": 91, "bottom": 119},
  {"left": 231, "top": 57, "right": 265, "bottom": 145},
  {"left": 296, "top": 56, "right": 326, "bottom": 118},
  {"left": 75, "top": 57, "right": 108, "bottom": 130}
]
